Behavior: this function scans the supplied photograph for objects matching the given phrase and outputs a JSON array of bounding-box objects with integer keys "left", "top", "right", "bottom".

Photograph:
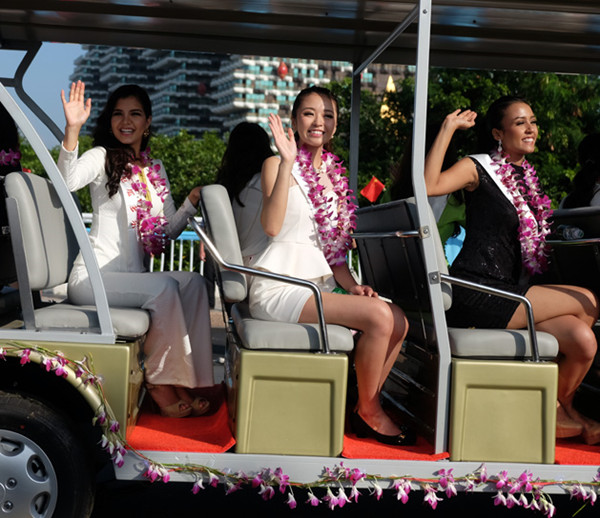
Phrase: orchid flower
[
  {"left": 424, "top": 484, "right": 442, "bottom": 510},
  {"left": 336, "top": 488, "right": 351, "bottom": 508},
  {"left": 192, "top": 477, "right": 205, "bottom": 494},
  {"left": 19, "top": 348, "right": 31, "bottom": 365},
  {"left": 349, "top": 485, "right": 361, "bottom": 503},
  {"left": 285, "top": 491, "right": 297, "bottom": 509},
  {"left": 306, "top": 489, "right": 320, "bottom": 507}
]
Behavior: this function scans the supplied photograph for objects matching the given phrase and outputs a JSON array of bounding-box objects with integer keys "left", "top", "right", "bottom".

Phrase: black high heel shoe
[{"left": 350, "top": 411, "right": 416, "bottom": 446}]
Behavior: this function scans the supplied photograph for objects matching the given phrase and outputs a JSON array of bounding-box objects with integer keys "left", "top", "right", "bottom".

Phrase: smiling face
[
  {"left": 292, "top": 92, "right": 337, "bottom": 151},
  {"left": 110, "top": 96, "right": 151, "bottom": 156},
  {"left": 492, "top": 101, "right": 538, "bottom": 164}
]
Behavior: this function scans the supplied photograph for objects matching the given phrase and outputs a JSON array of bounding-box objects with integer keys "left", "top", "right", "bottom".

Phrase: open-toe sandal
[
  {"left": 147, "top": 384, "right": 192, "bottom": 418},
  {"left": 189, "top": 397, "right": 210, "bottom": 417}
]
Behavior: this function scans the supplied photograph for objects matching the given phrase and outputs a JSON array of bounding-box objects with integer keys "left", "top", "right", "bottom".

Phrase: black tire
[{"left": 0, "top": 391, "right": 95, "bottom": 518}]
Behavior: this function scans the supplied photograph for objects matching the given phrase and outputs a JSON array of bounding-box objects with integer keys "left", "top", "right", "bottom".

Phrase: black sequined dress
[{"left": 445, "top": 157, "right": 530, "bottom": 328}]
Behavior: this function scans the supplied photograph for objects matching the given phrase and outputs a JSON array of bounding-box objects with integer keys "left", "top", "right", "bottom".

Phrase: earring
[
  {"left": 497, "top": 139, "right": 503, "bottom": 154},
  {"left": 143, "top": 129, "right": 150, "bottom": 138}
]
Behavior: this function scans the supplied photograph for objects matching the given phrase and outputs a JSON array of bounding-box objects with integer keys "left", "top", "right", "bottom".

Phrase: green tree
[
  {"left": 19, "top": 131, "right": 226, "bottom": 212},
  {"left": 150, "top": 130, "right": 226, "bottom": 206},
  {"left": 384, "top": 69, "right": 600, "bottom": 206}
]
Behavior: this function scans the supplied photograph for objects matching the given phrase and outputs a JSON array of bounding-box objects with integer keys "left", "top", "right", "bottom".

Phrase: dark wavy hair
[
  {"left": 562, "top": 133, "right": 600, "bottom": 208},
  {"left": 216, "top": 122, "right": 274, "bottom": 206},
  {"left": 92, "top": 84, "right": 152, "bottom": 197},
  {"left": 477, "top": 95, "right": 531, "bottom": 154},
  {"left": 291, "top": 86, "right": 339, "bottom": 153}
]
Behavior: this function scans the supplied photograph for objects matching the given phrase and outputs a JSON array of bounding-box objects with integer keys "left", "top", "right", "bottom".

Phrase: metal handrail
[
  {"left": 353, "top": 229, "right": 542, "bottom": 362},
  {"left": 440, "top": 274, "right": 541, "bottom": 363},
  {"left": 188, "top": 217, "right": 332, "bottom": 354}
]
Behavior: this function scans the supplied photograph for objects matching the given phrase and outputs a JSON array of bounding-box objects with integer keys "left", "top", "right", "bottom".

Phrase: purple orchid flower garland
[
  {"left": 3, "top": 341, "right": 599, "bottom": 515},
  {"left": 0, "top": 148, "right": 21, "bottom": 166},
  {"left": 490, "top": 150, "right": 553, "bottom": 276},
  {"left": 296, "top": 146, "right": 357, "bottom": 266},
  {"left": 127, "top": 148, "right": 170, "bottom": 256}
]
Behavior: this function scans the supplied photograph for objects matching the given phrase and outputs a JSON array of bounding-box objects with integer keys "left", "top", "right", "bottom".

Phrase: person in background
[
  {"left": 58, "top": 81, "right": 214, "bottom": 418},
  {"left": 424, "top": 96, "right": 600, "bottom": 444},
  {"left": 561, "top": 133, "right": 600, "bottom": 208},
  {"left": 0, "top": 103, "right": 21, "bottom": 176},
  {"left": 216, "top": 121, "right": 274, "bottom": 258}
]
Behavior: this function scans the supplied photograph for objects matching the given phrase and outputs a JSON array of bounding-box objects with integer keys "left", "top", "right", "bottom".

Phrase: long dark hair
[
  {"left": 291, "top": 86, "right": 339, "bottom": 153},
  {"left": 477, "top": 95, "right": 530, "bottom": 154},
  {"left": 92, "top": 84, "right": 152, "bottom": 197},
  {"left": 562, "top": 133, "right": 600, "bottom": 208},
  {"left": 216, "top": 122, "right": 274, "bottom": 206}
]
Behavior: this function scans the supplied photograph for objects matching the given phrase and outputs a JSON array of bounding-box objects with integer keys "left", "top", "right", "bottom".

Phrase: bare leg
[
  {"left": 299, "top": 292, "right": 408, "bottom": 436},
  {"left": 507, "top": 284, "right": 600, "bottom": 442}
]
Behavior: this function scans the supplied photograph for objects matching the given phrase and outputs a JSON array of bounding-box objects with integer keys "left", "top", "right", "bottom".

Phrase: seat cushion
[
  {"left": 448, "top": 327, "right": 559, "bottom": 360},
  {"left": 34, "top": 304, "right": 150, "bottom": 338},
  {"left": 231, "top": 302, "right": 354, "bottom": 353}
]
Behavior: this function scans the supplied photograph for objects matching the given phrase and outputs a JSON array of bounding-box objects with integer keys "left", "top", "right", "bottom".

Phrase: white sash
[{"left": 469, "top": 153, "right": 536, "bottom": 224}]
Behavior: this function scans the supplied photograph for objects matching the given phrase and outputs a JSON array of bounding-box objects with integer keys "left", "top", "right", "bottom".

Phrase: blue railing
[{"left": 82, "top": 214, "right": 205, "bottom": 275}]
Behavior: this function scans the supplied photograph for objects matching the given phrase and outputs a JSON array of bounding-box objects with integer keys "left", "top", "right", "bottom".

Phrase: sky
[{"left": 0, "top": 42, "right": 85, "bottom": 148}]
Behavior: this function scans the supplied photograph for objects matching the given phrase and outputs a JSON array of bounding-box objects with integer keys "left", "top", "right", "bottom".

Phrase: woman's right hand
[
  {"left": 268, "top": 113, "right": 296, "bottom": 165},
  {"left": 61, "top": 81, "right": 92, "bottom": 151},
  {"left": 442, "top": 109, "right": 477, "bottom": 132},
  {"left": 61, "top": 81, "right": 91, "bottom": 130}
]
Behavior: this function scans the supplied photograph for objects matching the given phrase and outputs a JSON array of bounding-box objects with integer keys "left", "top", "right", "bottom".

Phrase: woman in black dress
[{"left": 424, "top": 96, "right": 600, "bottom": 444}]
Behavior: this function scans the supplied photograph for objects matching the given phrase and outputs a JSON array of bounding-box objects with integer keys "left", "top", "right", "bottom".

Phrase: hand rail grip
[{"left": 188, "top": 217, "right": 331, "bottom": 354}]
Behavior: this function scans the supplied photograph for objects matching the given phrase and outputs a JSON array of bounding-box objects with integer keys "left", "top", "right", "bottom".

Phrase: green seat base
[
  {"left": 450, "top": 359, "right": 558, "bottom": 464},
  {"left": 45, "top": 339, "right": 144, "bottom": 434},
  {"left": 229, "top": 346, "right": 348, "bottom": 456}
]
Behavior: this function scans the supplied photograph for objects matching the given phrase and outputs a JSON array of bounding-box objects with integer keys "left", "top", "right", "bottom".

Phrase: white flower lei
[
  {"left": 490, "top": 150, "right": 553, "bottom": 275},
  {"left": 296, "top": 146, "right": 357, "bottom": 266}
]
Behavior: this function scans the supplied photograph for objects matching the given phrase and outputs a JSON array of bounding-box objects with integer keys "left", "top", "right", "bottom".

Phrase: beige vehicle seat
[
  {"left": 355, "top": 198, "right": 559, "bottom": 463},
  {"left": 196, "top": 184, "right": 353, "bottom": 456}
]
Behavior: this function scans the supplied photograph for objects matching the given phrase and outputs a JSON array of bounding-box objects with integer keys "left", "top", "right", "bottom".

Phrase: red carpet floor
[
  {"left": 127, "top": 401, "right": 236, "bottom": 453},
  {"left": 555, "top": 438, "right": 600, "bottom": 465},
  {"left": 127, "top": 403, "right": 600, "bottom": 465}
]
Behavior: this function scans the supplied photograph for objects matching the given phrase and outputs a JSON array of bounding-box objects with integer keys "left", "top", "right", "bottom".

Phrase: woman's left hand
[
  {"left": 187, "top": 186, "right": 202, "bottom": 208},
  {"left": 348, "top": 284, "right": 378, "bottom": 298}
]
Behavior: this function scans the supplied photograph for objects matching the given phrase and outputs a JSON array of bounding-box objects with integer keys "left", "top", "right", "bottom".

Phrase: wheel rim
[{"left": 0, "top": 429, "right": 57, "bottom": 518}]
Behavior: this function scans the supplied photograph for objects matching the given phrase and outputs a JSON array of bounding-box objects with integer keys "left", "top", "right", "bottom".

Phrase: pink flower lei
[
  {"left": 296, "top": 146, "right": 357, "bottom": 266},
  {"left": 0, "top": 148, "right": 21, "bottom": 166},
  {"left": 490, "top": 150, "right": 553, "bottom": 275},
  {"left": 126, "top": 148, "right": 170, "bottom": 256}
]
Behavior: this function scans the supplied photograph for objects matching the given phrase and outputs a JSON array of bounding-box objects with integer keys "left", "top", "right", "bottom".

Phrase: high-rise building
[{"left": 71, "top": 46, "right": 407, "bottom": 136}]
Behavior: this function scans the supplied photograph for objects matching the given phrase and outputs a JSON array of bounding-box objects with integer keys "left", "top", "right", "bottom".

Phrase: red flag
[{"left": 360, "top": 176, "right": 386, "bottom": 202}]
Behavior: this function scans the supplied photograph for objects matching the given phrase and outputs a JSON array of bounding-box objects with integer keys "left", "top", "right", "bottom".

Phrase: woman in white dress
[
  {"left": 59, "top": 81, "right": 214, "bottom": 418},
  {"left": 242, "top": 86, "right": 415, "bottom": 445}
]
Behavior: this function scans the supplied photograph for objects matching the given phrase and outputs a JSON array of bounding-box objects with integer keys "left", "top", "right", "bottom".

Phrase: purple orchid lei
[
  {"left": 0, "top": 148, "right": 21, "bottom": 166},
  {"left": 126, "top": 147, "right": 170, "bottom": 256},
  {"left": 296, "top": 146, "right": 357, "bottom": 266},
  {"left": 5, "top": 342, "right": 600, "bottom": 515},
  {"left": 490, "top": 150, "right": 553, "bottom": 275}
]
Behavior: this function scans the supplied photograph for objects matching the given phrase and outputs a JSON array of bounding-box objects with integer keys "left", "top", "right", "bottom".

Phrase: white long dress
[
  {"left": 57, "top": 144, "right": 214, "bottom": 388},
  {"left": 245, "top": 162, "right": 337, "bottom": 323}
]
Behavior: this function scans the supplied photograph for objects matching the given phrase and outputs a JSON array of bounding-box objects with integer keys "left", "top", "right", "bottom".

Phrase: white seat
[{"left": 4, "top": 171, "right": 149, "bottom": 338}]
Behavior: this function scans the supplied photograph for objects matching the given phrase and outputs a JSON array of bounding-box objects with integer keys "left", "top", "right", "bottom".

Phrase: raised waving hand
[
  {"left": 61, "top": 80, "right": 92, "bottom": 151},
  {"left": 268, "top": 112, "right": 296, "bottom": 164}
]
